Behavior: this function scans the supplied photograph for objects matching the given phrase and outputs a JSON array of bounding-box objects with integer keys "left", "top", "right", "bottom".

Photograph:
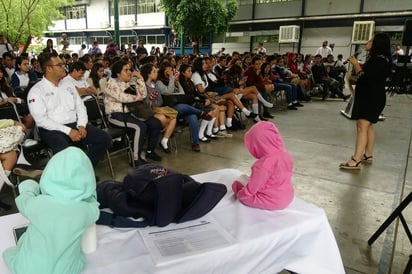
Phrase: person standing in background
[
  {"left": 315, "top": 40, "right": 333, "bottom": 59},
  {"left": 254, "top": 42, "right": 267, "bottom": 55},
  {"left": 0, "top": 34, "right": 13, "bottom": 57}
]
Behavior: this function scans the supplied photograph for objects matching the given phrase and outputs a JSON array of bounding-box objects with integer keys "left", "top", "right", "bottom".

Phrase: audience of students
[{"left": 1, "top": 40, "right": 363, "bottom": 190}]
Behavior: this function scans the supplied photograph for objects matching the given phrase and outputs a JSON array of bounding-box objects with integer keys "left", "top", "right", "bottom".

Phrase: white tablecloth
[{"left": 0, "top": 169, "right": 344, "bottom": 274}]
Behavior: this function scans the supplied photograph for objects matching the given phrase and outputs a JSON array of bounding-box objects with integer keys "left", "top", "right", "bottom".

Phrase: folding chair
[
  {"left": 309, "top": 73, "right": 328, "bottom": 100},
  {"left": 0, "top": 103, "right": 48, "bottom": 196},
  {"left": 83, "top": 95, "right": 134, "bottom": 178}
]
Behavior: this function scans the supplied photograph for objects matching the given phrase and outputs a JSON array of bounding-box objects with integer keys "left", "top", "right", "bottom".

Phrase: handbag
[
  {"left": 0, "top": 125, "right": 25, "bottom": 153},
  {"left": 124, "top": 101, "right": 154, "bottom": 121}
]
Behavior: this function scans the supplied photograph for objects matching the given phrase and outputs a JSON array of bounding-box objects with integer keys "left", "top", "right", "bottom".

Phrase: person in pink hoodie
[{"left": 232, "top": 121, "right": 294, "bottom": 210}]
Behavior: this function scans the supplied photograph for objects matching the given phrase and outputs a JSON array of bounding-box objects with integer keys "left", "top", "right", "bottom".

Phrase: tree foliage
[
  {"left": 160, "top": 0, "right": 238, "bottom": 54},
  {"left": 0, "top": 0, "right": 73, "bottom": 52}
]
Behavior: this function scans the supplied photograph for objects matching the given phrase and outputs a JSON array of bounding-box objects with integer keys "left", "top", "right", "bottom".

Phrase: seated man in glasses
[{"left": 26, "top": 52, "right": 111, "bottom": 169}]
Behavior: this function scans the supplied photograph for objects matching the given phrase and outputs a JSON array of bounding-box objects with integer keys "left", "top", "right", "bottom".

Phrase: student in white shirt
[
  {"left": 315, "top": 40, "right": 333, "bottom": 59},
  {"left": 61, "top": 61, "right": 97, "bottom": 97},
  {"left": 11, "top": 56, "right": 38, "bottom": 91},
  {"left": 27, "top": 52, "right": 111, "bottom": 168}
]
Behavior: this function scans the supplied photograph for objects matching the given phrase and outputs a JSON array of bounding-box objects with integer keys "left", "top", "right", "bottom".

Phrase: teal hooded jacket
[{"left": 3, "top": 147, "right": 99, "bottom": 274}]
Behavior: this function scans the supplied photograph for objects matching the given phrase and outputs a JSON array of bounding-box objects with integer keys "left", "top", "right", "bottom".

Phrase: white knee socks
[
  {"left": 198, "top": 119, "right": 209, "bottom": 139},
  {"left": 257, "top": 93, "right": 273, "bottom": 108},
  {"left": 206, "top": 118, "right": 216, "bottom": 136}
]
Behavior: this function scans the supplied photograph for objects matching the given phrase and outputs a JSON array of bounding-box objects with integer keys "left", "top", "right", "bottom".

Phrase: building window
[
  {"left": 138, "top": 0, "right": 159, "bottom": 14},
  {"left": 237, "top": 0, "right": 253, "bottom": 5},
  {"left": 253, "top": 35, "right": 279, "bottom": 43},
  {"left": 68, "top": 36, "right": 86, "bottom": 46},
  {"left": 65, "top": 6, "right": 86, "bottom": 19},
  {"left": 120, "top": 35, "right": 137, "bottom": 45},
  {"left": 256, "top": 0, "right": 295, "bottom": 3},
  {"left": 89, "top": 36, "right": 112, "bottom": 46},
  {"left": 111, "top": 0, "right": 135, "bottom": 16},
  {"left": 147, "top": 35, "right": 164, "bottom": 44}
]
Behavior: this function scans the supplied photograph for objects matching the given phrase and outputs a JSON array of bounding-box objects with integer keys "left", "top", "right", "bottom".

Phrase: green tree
[
  {"left": 160, "top": 0, "right": 237, "bottom": 54},
  {"left": 0, "top": 0, "right": 73, "bottom": 54}
]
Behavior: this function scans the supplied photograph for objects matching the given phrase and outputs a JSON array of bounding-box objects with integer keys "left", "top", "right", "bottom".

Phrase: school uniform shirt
[
  {"left": 61, "top": 74, "right": 90, "bottom": 89},
  {"left": 11, "top": 71, "right": 37, "bottom": 89},
  {"left": 191, "top": 71, "right": 208, "bottom": 89},
  {"left": 232, "top": 121, "right": 294, "bottom": 210},
  {"left": 27, "top": 77, "right": 88, "bottom": 135},
  {"left": 3, "top": 147, "right": 100, "bottom": 274}
]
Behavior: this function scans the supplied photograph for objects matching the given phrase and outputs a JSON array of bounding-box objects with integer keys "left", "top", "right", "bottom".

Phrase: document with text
[{"left": 139, "top": 217, "right": 236, "bottom": 266}]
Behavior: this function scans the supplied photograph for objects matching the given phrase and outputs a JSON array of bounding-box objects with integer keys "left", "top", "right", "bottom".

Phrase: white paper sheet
[{"left": 139, "top": 217, "right": 236, "bottom": 266}]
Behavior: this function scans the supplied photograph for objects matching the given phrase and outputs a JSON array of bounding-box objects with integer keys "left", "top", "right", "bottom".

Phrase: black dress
[{"left": 351, "top": 55, "right": 390, "bottom": 123}]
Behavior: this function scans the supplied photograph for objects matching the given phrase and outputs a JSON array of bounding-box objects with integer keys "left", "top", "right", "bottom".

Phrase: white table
[{"left": 0, "top": 169, "right": 344, "bottom": 274}]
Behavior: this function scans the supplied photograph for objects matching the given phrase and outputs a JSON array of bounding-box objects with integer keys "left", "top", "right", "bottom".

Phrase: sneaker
[
  {"left": 13, "top": 167, "right": 43, "bottom": 179},
  {"left": 205, "top": 134, "right": 218, "bottom": 140},
  {"left": 287, "top": 105, "right": 298, "bottom": 110},
  {"left": 199, "top": 136, "right": 210, "bottom": 143},
  {"left": 146, "top": 151, "right": 162, "bottom": 161},
  {"left": 217, "top": 130, "right": 233, "bottom": 138},
  {"left": 247, "top": 112, "right": 257, "bottom": 119},
  {"left": 226, "top": 125, "right": 238, "bottom": 131},
  {"left": 293, "top": 102, "right": 304, "bottom": 107},
  {"left": 133, "top": 158, "right": 148, "bottom": 166},
  {"left": 192, "top": 144, "right": 201, "bottom": 152}
]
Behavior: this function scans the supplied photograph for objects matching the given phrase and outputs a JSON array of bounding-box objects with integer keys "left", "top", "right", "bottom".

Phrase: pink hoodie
[{"left": 232, "top": 121, "right": 294, "bottom": 210}]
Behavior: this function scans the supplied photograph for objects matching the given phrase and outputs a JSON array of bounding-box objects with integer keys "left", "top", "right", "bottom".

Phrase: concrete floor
[{"left": 1, "top": 91, "right": 411, "bottom": 273}]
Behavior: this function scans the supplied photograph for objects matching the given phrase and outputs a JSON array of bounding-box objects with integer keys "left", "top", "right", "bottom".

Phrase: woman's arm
[
  {"left": 157, "top": 77, "right": 176, "bottom": 95},
  {"left": 105, "top": 79, "right": 144, "bottom": 103}
]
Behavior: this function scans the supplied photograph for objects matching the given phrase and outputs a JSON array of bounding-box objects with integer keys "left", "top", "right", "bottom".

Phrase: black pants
[{"left": 39, "top": 123, "right": 111, "bottom": 168}]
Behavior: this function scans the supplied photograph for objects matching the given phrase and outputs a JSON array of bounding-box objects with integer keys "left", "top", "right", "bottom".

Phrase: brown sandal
[
  {"left": 339, "top": 156, "right": 362, "bottom": 170},
  {"left": 362, "top": 154, "right": 373, "bottom": 164}
]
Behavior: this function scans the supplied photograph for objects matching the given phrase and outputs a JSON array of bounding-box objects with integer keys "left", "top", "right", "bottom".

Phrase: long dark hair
[
  {"left": 191, "top": 57, "right": 205, "bottom": 77},
  {"left": 140, "top": 63, "right": 155, "bottom": 82},
  {"left": 365, "top": 32, "right": 392, "bottom": 76},
  {"left": 110, "top": 59, "right": 129, "bottom": 79},
  {"left": 90, "top": 62, "right": 104, "bottom": 89},
  {"left": 0, "top": 65, "right": 13, "bottom": 97},
  {"left": 158, "top": 61, "right": 173, "bottom": 85},
  {"left": 260, "top": 62, "right": 271, "bottom": 78},
  {"left": 178, "top": 64, "right": 196, "bottom": 94}
]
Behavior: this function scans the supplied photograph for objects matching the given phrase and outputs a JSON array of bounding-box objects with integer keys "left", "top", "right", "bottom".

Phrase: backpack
[{"left": 96, "top": 164, "right": 227, "bottom": 228}]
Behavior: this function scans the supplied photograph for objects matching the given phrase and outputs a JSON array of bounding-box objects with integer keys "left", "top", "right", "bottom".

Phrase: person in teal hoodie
[{"left": 3, "top": 146, "right": 99, "bottom": 274}]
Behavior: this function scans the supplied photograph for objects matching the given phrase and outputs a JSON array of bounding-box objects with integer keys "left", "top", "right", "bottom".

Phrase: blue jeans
[
  {"left": 173, "top": 103, "right": 201, "bottom": 145},
  {"left": 275, "top": 82, "right": 297, "bottom": 103},
  {"left": 39, "top": 123, "right": 111, "bottom": 168}
]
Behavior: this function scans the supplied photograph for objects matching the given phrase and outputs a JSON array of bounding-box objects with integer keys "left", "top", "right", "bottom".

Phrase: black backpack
[{"left": 96, "top": 164, "right": 227, "bottom": 227}]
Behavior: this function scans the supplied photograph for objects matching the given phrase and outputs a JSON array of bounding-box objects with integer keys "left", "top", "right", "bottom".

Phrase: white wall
[
  {"left": 301, "top": 27, "right": 354, "bottom": 58},
  {"left": 213, "top": 26, "right": 359, "bottom": 58},
  {"left": 87, "top": 1, "right": 110, "bottom": 29}
]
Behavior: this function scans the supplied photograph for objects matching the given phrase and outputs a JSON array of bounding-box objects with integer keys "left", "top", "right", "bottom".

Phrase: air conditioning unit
[
  {"left": 279, "top": 25, "right": 300, "bottom": 43},
  {"left": 352, "top": 21, "right": 375, "bottom": 44}
]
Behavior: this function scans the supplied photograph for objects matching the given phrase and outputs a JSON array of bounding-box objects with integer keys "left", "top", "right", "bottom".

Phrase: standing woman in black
[{"left": 340, "top": 33, "right": 392, "bottom": 170}]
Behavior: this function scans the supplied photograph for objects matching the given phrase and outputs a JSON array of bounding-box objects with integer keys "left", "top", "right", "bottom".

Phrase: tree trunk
[
  {"left": 191, "top": 36, "right": 199, "bottom": 55},
  {"left": 21, "top": 35, "right": 32, "bottom": 55}
]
